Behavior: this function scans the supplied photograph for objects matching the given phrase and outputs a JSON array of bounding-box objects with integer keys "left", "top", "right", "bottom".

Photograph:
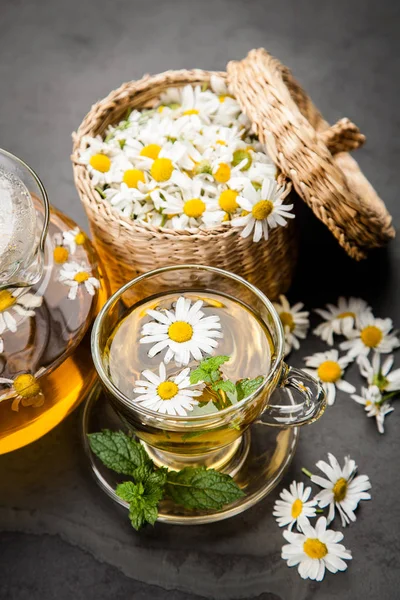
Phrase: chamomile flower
[
  {"left": 273, "top": 481, "right": 317, "bottom": 532},
  {"left": 304, "top": 349, "right": 355, "bottom": 406},
  {"left": 59, "top": 261, "right": 100, "bottom": 300},
  {"left": 133, "top": 362, "right": 202, "bottom": 416},
  {"left": 340, "top": 313, "right": 400, "bottom": 359},
  {"left": 140, "top": 295, "right": 223, "bottom": 366},
  {"left": 273, "top": 295, "right": 309, "bottom": 355},
  {"left": 161, "top": 173, "right": 219, "bottom": 229},
  {"left": 79, "top": 136, "right": 120, "bottom": 186},
  {"left": 311, "top": 453, "right": 371, "bottom": 526},
  {"left": 231, "top": 179, "right": 294, "bottom": 242},
  {"left": 62, "top": 227, "right": 86, "bottom": 255},
  {"left": 0, "top": 367, "right": 45, "bottom": 411},
  {"left": 176, "top": 85, "right": 214, "bottom": 125},
  {"left": 209, "top": 75, "right": 242, "bottom": 125},
  {"left": 281, "top": 516, "right": 352, "bottom": 581},
  {"left": 352, "top": 385, "right": 394, "bottom": 434},
  {"left": 357, "top": 353, "right": 400, "bottom": 392},
  {"left": 313, "top": 297, "right": 372, "bottom": 345},
  {"left": 0, "top": 289, "right": 42, "bottom": 335}
]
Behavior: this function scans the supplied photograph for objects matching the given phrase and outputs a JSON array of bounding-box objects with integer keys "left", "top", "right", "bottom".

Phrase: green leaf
[
  {"left": 88, "top": 430, "right": 153, "bottom": 477},
  {"left": 212, "top": 380, "right": 236, "bottom": 394},
  {"left": 235, "top": 376, "right": 264, "bottom": 402},
  {"left": 116, "top": 471, "right": 166, "bottom": 531},
  {"left": 190, "top": 355, "right": 230, "bottom": 385},
  {"left": 165, "top": 467, "right": 244, "bottom": 511},
  {"left": 199, "top": 355, "right": 230, "bottom": 373}
]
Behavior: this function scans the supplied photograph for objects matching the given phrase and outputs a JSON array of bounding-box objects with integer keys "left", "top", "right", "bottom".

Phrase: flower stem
[
  {"left": 302, "top": 467, "right": 313, "bottom": 478},
  {"left": 316, "top": 508, "right": 324, "bottom": 514}
]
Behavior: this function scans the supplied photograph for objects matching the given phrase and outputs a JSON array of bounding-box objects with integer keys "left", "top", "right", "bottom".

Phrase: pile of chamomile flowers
[{"left": 78, "top": 76, "right": 294, "bottom": 242}]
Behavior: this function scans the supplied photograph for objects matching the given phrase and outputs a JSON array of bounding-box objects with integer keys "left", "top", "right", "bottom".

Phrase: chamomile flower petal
[
  {"left": 313, "top": 297, "right": 372, "bottom": 345},
  {"left": 352, "top": 385, "right": 394, "bottom": 434}
]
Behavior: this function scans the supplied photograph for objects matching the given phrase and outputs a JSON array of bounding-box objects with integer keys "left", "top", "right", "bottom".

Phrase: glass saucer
[{"left": 82, "top": 383, "right": 299, "bottom": 525}]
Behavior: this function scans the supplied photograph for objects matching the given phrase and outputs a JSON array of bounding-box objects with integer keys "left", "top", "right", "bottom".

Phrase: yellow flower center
[
  {"left": 360, "top": 325, "right": 383, "bottom": 348},
  {"left": 123, "top": 169, "right": 145, "bottom": 189},
  {"left": 218, "top": 190, "right": 239, "bottom": 213},
  {"left": 222, "top": 213, "right": 230, "bottom": 222},
  {"left": 291, "top": 498, "right": 303, "bottom": 519},
  {"left": 13, "top": 374, "right": 41, "bottom": 399},
  {"left": 140, "top": 144, "right": 161, "bottom": 160},
  {"left": 280, "top": 311, "right": 295, "bottom": 332},
  {"left": 157, "top": 106, "right": 165, "bottom": 113},
  {"left": 317, "top": 360, "right": 342, "bottom": 383},
  {"left": 241, "top": 210, "right": 250, "bottom": 217},
  {"left": 337, "top": 311, "right": 355, "bottom": 319},
  {"left": 157, "top": 381, "right": 179, "bottom": 400},
  {"left": 218, "top": 94, "right": 234, "bottom": 103},
  {"left": 74, "top": 231, "right": 86, "bottom": 245},
  {"left": 303, "top": 539, "right": 328, "bottom": 560},
  {"left": 214, "top": 163, "right": 231, "bottom": 183},
  {"left": 0, "top": 291, "right": 16, "bottom": 312},
  {"left": 333, "top": 477, "right": 348, "bottom": 502},
  {"left": 151, "top": 158, "right": 174, "bottom": 182},
  {"left": 89, "top": 154, "right": 111, "bottom": 173},
  {"left": 74, "top": 271, "right": 90, "bottom": 283},
  {"left": 168, "top": 321, "right": 193, "bottom": 343},
  {"left": 183, "top": 198, "right": 206, "bottom": 218},
  {"left": 183, "top": 109, "right": 199, "bottom": 116},
  {"left": 216, "top": 139, "right": 226, "bottom": 146},
  {"left": 232, "top": 149, "right": 252, "bottom": 171},
  {"left": 53, "top": 246, "right": 69, "bottom": 264},
  {"left": 252, "top": 200, "right": 274, "bottom": 220}
]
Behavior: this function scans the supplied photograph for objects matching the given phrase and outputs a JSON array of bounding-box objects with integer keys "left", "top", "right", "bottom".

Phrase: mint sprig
[
  {"left": 88, "top": 430, "right": 244, "bottom": 530},
  {"left": 190, "top": 355, "right": 264, "bottom": 408}
]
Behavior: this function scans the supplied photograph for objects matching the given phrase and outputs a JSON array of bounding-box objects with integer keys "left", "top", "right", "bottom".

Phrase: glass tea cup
[{"left": 91, "top": 265, "right": 325, "bottom": 472}]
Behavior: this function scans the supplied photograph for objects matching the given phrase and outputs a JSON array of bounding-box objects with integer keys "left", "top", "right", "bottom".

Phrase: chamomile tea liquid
[{"left": 103, "top": 291, "right": 275, "bottom": 417}]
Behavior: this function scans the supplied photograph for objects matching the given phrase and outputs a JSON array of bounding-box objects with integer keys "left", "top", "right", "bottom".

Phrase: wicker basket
[{"left": 71, "top": 49, "right": 394, "bottom": 299}]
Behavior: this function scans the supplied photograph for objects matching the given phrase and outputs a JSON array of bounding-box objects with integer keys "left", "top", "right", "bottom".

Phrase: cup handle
[{"left": 259, "top": 363, "right": 326, "bottom": 427}]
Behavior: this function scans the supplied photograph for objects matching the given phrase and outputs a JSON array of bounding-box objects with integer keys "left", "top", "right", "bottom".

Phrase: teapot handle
[{"left": 259, "top": 364, "right": 326, "bottom": 427}]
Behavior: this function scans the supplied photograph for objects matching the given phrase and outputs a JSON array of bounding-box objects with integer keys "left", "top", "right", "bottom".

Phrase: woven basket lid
[{"left": 227, "top": 48, "right": 395, "bottom": 260}]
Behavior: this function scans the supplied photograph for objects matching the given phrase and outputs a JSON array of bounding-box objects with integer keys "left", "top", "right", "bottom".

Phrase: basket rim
[{"left": 71, "top": 68, "right": 292, "bottom": 240}]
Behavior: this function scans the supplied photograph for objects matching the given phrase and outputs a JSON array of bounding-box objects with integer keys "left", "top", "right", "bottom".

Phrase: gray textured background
[{"left": 0, "top": 0, "right": 399, "bottom": 598}]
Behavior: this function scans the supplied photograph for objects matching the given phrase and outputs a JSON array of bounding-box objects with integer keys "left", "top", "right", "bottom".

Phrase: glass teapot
[{"left": 0, "top": 149, "right": 108, "bottom": 454}]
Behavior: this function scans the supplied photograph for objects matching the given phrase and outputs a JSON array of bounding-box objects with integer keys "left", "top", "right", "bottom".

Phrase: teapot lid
[{"left": 227, "top": 49, "right": 395, "bottom": 259}]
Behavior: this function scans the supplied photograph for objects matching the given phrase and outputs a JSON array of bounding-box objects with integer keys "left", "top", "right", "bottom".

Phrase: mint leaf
[
  {"left": 235, "top": 376, "right": 264, "bottom": 402},
  {"left": 165, "top": 467, "right": 244, "bottom": 511},
  {"left": 190, "top": 355, "right": 230, "bottom": 385},
  {"left": 212, "top": 380, "right": 236, "bottom": 394},
  {"left": 116, "top": 470, "right": 166, "bottom": 531},
  {"left": 88, "top": 430, "right": 153, "bottom": 477}
]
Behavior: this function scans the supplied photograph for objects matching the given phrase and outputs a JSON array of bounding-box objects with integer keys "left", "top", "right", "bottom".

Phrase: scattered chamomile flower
[
  {"left": 304, "top": 349, "right": 355, "bottom": 406},
  {"left": 273, "top": 481, "right": 317, "bottom": 532},
  {"left": 133, "top": 361, "right": 203, "bottom": 416},
  {"left": 0, "top": 289, "right": 42, "bottom": 335},
  {"left": 273, "top": 295, "right": 310, "bottom": 356},
  {"left": 231, "top": 179, "right": 294, "bottom": 242},
  {"left": 313, "top": 297, "right": 372, "bottom": 346},
  {"left": 0, "top": 367, "right": 46, "bottom": 411},
  {"left": 281, "top": 516, "right": 352, "bottom": 581},
  {"left": 59, "top": 262, "right": 100, "bottom": 300},
  {"left": 351, "top": 385, "right": 394, "bottom": 434},
  {"left": 357, "top": 353, "right": 400, "bottom": 392},
  {"left": 310, "top": 453, "right": 371, "bottom": 527},
  {"left": 62, "top": 227, "right": 86, "bottom": 255},
  {"left": 340, "top": 313, "right": 400, "bottom": 359},
  {"left": 140, "top": 295, "right": 222, "bottom": 366}
]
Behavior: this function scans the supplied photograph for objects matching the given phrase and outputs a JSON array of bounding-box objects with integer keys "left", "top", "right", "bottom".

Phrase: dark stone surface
[{"left": 0, "top": 0, "right": 399, "bottom": 598}]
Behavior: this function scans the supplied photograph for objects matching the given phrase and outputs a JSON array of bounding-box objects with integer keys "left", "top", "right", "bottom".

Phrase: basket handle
[{"left": 318, "top": 117, "right": 365, "bottom": 155}]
